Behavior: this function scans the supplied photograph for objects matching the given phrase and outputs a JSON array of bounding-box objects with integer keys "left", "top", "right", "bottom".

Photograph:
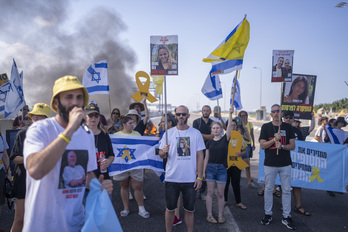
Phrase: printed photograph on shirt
[
  {"left": 151, "top": 35, "right": 178, "bottom": 76},
  {"left": 271, "top": 50, "right": 294, "bottom": 82},
  {"left": 58, "top": 150, "right": 88, "bottom": 189},
  {"left": 176, "top": 137, "right": 190, "bottom": 156}
]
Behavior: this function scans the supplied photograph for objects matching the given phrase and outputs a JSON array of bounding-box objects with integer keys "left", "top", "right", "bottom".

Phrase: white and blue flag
[
  {"left": 230, "top": 77, "right": 243, "bottom": 110},
  {"left": 5, "top": 59, "right": 25, "bottom": 119},
  {"left": 201, "top": 69, "right": 223, "bottom": 100},
  {"left": 0, "top": 81, "right": 11, "bottom": 115},
  {"left": 82, "top": 60, "right": 109, "bottom": 95},
  {"left": 108, "top": 135, "right": 164, "bottom": 181}
]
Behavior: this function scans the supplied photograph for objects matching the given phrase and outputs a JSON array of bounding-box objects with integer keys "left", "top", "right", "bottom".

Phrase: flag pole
[
  {"left": 164, "top": 75, "right": 168, "bottom": 145},
  {"left": 108, "top": 95, "right": 112, "bottom": 115},
  {"left": 276, "top": 81, "right": 284, "bottom": 155},
  {"left": 230, "top": 70, "right": 239, "bottom": 109}
]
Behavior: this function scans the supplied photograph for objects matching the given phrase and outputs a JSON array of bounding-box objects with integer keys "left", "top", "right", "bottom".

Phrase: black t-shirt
[
  {"left": 134, "top": 120, "right": 147, "bottom": 136},
  {"left": 259, "top": 122, "right": 295, "bottom": 167},
  {"left": 299, "top": 126, "right": 310, "bottom": 140},
  {"left": 193, "top": 117, "right": 213, "bottom": 146},
  {"left": 94, "top": 132, "right": 115, "bottom": 179},
  {"left": 10, "top": 129, "right": 27, "bottom": 198},
  {"left": 206, "top": 134, "right": 228, "bottom": 168},
  {"left": 292, "top": 126, "right": 304, "bottom": 141}
]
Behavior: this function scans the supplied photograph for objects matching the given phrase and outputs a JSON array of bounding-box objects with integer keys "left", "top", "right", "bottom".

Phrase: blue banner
[{"left": 258, "top": 141, "right": 348, "bottom": 193}]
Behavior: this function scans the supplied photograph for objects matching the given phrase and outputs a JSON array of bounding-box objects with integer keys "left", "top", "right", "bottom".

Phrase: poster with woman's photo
[
  {"left": 151, "top": 35, "right": 178, "bottom": 76},
  {"left": 271, "top": 50, "right": 294, "bottom": 82},
  {"left": 281, "top": 74, "right": 317, "bottom": 119},
  {"left": 176, "top": 137, "right": 190, "bottom": 156}
]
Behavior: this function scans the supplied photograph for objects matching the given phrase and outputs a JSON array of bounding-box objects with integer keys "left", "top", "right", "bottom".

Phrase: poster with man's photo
[
  {"left": 151, "top": 35, "right": 178, "bottom": 76},
  {"left": 281, "top": 74, "right": 317, "bottom": 119},
  {"left": 271, "top": 50, "right": 294, "bottom": 82}
]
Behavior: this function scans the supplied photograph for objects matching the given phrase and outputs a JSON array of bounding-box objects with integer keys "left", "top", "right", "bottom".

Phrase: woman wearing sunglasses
[{"left": 85, "top": 102, "right": 115, "bottom": 182}]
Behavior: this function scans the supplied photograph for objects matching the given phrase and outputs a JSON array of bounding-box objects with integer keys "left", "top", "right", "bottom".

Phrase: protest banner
[
  {"left": 281, "top": 74, "right": 317, "bottom": 119},
  {"left": 150, "top": 35, "right": 178, "bottom": 76},
  {"left": 271, "top": 50, "right": 294, "bottom": 82},
  {"left": 108, "top": 135, "right": 164, "bottom": 178},
  {"left": 258, "top": 141, "right": 348, "bottom": 193}
]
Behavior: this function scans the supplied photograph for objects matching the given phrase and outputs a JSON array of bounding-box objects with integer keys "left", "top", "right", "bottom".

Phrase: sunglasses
[
  {"left": 284, "top": 116, "right": 293, "bottom": 119},
  {"left": 175, "top": 113, "right": 187, "bottom": 117},
  {"left": 271, "top": 110, "right": 280, "bottom": 113},
  {"left": 240, "top": 114, "right": 247, "bottom": 117},
  {"left": 88, "top": 113, "right": 100, "bottom": 118},
  {"left": 23, "top": 117, "right": 31, "bottom": 120},
  {"left": 112, "top": 112, "right": 120, "bottom": 115}
]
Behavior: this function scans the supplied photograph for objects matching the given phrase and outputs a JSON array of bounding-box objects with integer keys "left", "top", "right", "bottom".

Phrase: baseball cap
[
  {"left": 85, "top": 103, "right": 100, "bottom": 115},
  {"left": 50, "top": 75, "right": 89, "bottom": 113}
]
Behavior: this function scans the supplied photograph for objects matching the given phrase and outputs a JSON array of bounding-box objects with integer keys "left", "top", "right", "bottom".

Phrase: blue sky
[{"left": 1, "top": 0, "right": 347, "bottom": 114}]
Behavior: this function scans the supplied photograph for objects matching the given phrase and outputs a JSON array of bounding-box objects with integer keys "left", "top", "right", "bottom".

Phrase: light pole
[
  {"left": 220, "top": 81, "right": 227, "bottom": 111},
  {"left": 253, "top": 67, "right": 262, "bottom": 109}
]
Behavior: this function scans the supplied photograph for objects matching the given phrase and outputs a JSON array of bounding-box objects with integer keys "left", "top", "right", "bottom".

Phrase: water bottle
[{"left": 99, "top": 152, "right": 107, "bottom": 173}]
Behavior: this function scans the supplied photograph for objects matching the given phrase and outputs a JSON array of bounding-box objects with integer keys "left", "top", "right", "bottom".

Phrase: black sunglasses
[
  {"left": 271, "top": 110, "right": 280, "bottom": 113},
  {"left": 284, "top": 116, "right": 293, "bottom": 119},
  {"left": 23, "top": 117, "right": 31, "bottom": 120},
  {"left": 112, "top": 112, "right": 120, "bottom": 115},
  {"left": 176, "top": 113, "right": 187, "bottom": 117}
]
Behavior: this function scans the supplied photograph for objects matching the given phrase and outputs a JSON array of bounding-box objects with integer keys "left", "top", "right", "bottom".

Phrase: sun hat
[
  {"left": 85, "top": 103, "right": 100, "bottom": 115},
  {"left": 126, "top": 109, "right": 141, "bottom": 122},
  {"left": 50, "top": 75, "right": 89, "bottom": 113},
  {"left": 129, "top": 102, "right": 145, "bottom": 111},
  {"left": 28, "top": 103, "right": 51, "bottom": 118}
]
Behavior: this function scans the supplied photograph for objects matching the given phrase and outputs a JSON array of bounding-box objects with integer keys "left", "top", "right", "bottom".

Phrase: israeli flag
[
  {"left": 325, "top": 124, "right": 348, "bottom": 144},
  {"left": 5, "top": 59, "right": 25, "bottom": 119},
  {"left": 230, "top": 77, "right": 243, "bottom": 110},
  {"left": 82, "top": 60, "right": 109, "bottom": 95},
  {"left": 108, "top": 135, "right": 164, "bottom": 179},
  {"left": 201, "top": 69, "right": 223, "bottom": 100},
  {"left": 0, "top": 81, "right": 11, "bottom": 115}
]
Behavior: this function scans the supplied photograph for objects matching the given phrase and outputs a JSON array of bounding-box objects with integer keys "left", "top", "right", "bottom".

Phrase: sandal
[
  {"left": 138, "top": 210, "right": 150, "bottom": 219},
  {"left": 236, "top": 203, "right": 247, "bottom": 210},
  {"left": 218, "top": 216, "right": 225, "bottom": 224},
  {"left": 120, "top": 210, "right": 130, "bottom": 217},
  {"left": 206, "top": 215, "right": 217, "bottom": 224},
  {"left": 258, "top": 189, "right": 264, "bottom": 196},
  {"left": 294, "top": 206, "right": 311, "bottom": 216},
  {"left": 273, "top": 190, "right": 281, "bottom": 198}
]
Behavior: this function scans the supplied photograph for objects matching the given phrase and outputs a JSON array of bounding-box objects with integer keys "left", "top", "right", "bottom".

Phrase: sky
[{"left": 1, "top": 0, "right": 347, "bottom": 116}]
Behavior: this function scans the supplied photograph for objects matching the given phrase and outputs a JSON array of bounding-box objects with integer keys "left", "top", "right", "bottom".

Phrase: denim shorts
[
  {"left": 242, "top": 144, "right": 252, "bottom": 159},
  {"left": 205, "top": 163, "right": 227, "bottom": 184},
  {"left": 165, "top": 182, "right": 196, "bottom": 212}
]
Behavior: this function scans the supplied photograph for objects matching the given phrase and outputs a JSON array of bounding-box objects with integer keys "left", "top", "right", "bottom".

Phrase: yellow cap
[
  {"left": 28, "top": 103, "right": 51, "bottom": 118},
  {"left": 50, "top": 75, "right": 89, "bottom": 112}
]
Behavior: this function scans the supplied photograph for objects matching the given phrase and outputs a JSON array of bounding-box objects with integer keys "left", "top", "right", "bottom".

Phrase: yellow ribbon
[
  {"left": 152, "top": 76, "right": 164, "bottom": 95},
  {"left": 227, "top": 131, "right": 249, "bottom": 170},
  {"left": 121, "top": 147, "right": 132, "bottom": 161},
  {"left": 309, "top": 167, "right": 323, "bottom": 182},
  {"left": 131, "top": 71, "right": 158, "bottom": 103}
]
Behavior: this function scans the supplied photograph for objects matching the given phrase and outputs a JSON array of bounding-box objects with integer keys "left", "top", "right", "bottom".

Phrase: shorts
[
  {"left": 0, "top": 169, "right": 5, "bottom": 205},
  {"left": 242, "top": 144, "right": 252, "bottom": 159},
  {"left": 165, "top": 182, "right": 196, "bottom": 212},
  {"left": 112, "top": 169, "right": 143, "bottom": 182},
  {"left": 205, "top": 163, "right": 227, "bottom": 184}
]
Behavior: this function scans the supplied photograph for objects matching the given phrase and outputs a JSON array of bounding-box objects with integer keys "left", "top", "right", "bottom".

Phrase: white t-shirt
[
  {"left": 23, "top": 117, "right": 97, "bottom": 232},
  {"left": 0, "top": 134, "right": 9, "bottom": 170},
  {"left": 315, "top": 126, "right": 325, "bottom": 141},
  {"left": 159, "top": 127, "right": 205, "bottom": 183}
]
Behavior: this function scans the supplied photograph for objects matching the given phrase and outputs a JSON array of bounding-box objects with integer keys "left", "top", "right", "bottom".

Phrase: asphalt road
[{"left": 1, "top": 114, "right": 347, "bottom": 231}]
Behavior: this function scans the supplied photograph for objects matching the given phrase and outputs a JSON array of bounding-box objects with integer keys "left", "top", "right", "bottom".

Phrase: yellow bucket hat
[
  {"left": 28, "top": 103, "right": 51, "bottom": 118},
  {"left": 50, "top": 75, "right": 89, "bottom": 113}
]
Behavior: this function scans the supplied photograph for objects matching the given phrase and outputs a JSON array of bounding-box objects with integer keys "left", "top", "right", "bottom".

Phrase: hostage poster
[
  {"left": 271, "top": 50, "right": 294, "bottom": 82},
  {"left": 150, "top": 35, "right": 178, "bottom": 76},
  {"left": 281, "top": 74, "right": 317, "bottom": 119}
]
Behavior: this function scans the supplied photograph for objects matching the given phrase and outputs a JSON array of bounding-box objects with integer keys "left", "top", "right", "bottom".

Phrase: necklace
[{"left": 177, "top": 127, "right": 189, "bottom": 138}]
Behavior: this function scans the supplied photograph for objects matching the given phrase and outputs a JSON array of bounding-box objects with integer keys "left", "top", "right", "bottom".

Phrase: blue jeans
[
  {"left": 205, "top": 163, "right": 227, "bottom": 184},
  {"left": 264, "top": 165, "right": 292, "bottom": 218}
]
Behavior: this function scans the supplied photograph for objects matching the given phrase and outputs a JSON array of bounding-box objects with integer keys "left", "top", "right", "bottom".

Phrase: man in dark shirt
[
  {"left": 259, "top": 104, "right": 296, "bottom": 230},
  {"left": 192, "top": 105, "right": 213, "bottom": 199}
]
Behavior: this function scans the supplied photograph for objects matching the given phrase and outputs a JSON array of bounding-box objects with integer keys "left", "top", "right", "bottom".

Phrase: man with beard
[
  {"left": 282, "top": 59, "right": 292, "bottom": 79},
  {"left": 22, "top": 75, "right": 113, "bottom": 232},
  {"left": 192, "top": 105, "right": 213, "bottom": 199},
  {"left": 159, "top": 105, "right": 205, "bottom": 232}
]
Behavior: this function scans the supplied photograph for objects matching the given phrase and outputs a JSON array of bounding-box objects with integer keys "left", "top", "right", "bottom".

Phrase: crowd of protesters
[{"left": 2, "top": 77, "right": 348, "bottom": 231}]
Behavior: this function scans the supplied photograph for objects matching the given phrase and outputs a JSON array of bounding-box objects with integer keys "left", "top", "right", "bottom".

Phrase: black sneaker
[
  {"left": 261, "top": 215, "right": 272, "bottom": 225},
  {"left": 282, "top": 217, "right": 296, "bottom": 230}
]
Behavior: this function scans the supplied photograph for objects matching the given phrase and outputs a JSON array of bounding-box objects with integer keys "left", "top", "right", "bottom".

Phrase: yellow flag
[{"left": 152, "top": 76, "right": 164, "bottom": 95}]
